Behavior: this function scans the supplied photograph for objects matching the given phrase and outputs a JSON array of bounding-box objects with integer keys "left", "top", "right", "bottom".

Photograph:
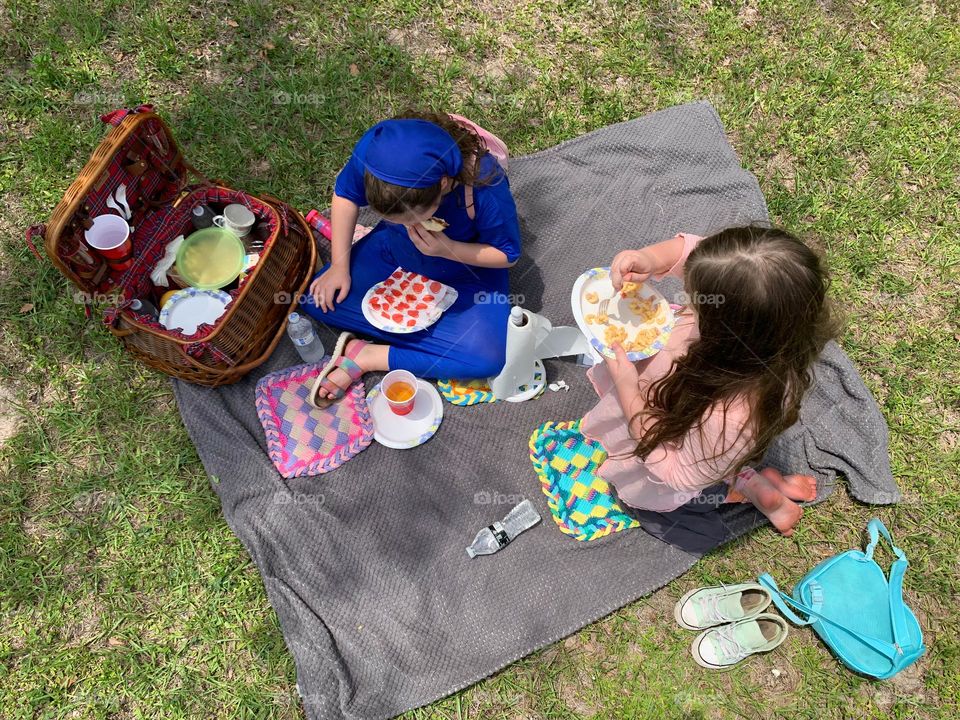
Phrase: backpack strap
[
  {"left": 864, "top": 519, "right": 915, "bottom": 654},
  {"left": 758, "top": 573, "right": 903, "bottom": 662}
]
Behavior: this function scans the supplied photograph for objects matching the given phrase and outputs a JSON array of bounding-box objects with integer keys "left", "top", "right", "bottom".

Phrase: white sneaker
[
  {"left": 690, "top": 613, "right": 788, "bottom": 670},
  {"left": 674, "top": 582, "right": 772, "bottom": 630}
]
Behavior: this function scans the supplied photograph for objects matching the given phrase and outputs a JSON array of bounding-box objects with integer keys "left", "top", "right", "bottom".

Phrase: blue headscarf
[{"left": 360, "top": 119, "right": 462, "bottom": 188}]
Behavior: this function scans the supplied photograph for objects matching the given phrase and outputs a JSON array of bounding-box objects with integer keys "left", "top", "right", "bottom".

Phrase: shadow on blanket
[{"left": 173, "top": 102, "right": 898, "bottom": 720}]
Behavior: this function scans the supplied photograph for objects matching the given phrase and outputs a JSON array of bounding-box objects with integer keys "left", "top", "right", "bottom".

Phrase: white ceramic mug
[{"left": 212, "top": 203, "right": 256, "bottom": 237}]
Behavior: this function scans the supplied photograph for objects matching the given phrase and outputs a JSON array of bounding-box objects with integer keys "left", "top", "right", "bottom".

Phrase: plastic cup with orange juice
[{"left": 381, "top": 370, "right": 418, "bottom": 416}]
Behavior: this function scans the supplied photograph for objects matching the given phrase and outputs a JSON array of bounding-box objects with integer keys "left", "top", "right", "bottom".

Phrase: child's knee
[{"left": 457, "top": 335, "right": 506, "bottom": 378}]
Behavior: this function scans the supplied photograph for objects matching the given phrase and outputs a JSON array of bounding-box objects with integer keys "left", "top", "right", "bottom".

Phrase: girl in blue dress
[{"left": 302, "top": 112, "right": 521, "bottom": 406}]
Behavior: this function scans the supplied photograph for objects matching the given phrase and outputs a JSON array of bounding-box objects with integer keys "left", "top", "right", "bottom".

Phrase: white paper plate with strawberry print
[{"left": 362, "top": 268, "right": 459, "bottom": 334}]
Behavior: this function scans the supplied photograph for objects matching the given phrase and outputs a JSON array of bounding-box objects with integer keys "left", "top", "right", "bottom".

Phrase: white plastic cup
[{"left": 381, "top": 369, "right": 419, "bottom": 416}]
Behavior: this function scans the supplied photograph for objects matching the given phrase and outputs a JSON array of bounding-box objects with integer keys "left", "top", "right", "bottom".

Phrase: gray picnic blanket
[{"left": 172, "top": 102, "right": 898, "bottom": 720}]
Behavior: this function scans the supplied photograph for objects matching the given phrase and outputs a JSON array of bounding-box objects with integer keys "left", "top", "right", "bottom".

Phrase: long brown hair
[
  {"left": 634, "top": 226, "right": 840, "bottom": 479},
  {"left": 364, "top": 110, "right": 498, "bottom": 216}
]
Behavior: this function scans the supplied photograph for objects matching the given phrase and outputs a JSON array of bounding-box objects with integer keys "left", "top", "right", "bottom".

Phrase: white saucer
[{"left": 366, "top": 379, "right": 444, "bottom": 449}]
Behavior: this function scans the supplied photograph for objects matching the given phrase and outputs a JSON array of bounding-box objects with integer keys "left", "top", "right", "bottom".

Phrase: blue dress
[{"left": 301, "top": 137, "right": 521, "bottom": 379}]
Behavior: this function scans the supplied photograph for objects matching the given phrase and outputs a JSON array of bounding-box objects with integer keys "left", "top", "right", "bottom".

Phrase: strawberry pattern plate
[{"left": 362, "top": 268, "right": 459, "bottom": 334}]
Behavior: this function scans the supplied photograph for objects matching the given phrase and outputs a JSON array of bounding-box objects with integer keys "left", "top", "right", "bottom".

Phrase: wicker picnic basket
[{"left": 26, "top": 105, "right": 317, "bottom": 386}]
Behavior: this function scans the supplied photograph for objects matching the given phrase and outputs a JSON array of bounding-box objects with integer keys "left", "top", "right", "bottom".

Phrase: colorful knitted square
[
  {"left": 255, "top": 362, "right": 373, "bottom": 478},
  {"left": 528, "top": 419, "right": 640, "bottom": 541},
  {"left": 436, "top": 377, "right": 497, "bottom": 405},
  {"left": 437, "top": 365, "right": 545, "bottom": 406}
]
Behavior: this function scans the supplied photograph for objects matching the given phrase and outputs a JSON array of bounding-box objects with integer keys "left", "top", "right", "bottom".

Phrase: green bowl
[{"left": 175, "top": 227, "right": 245, "bottom": 289}]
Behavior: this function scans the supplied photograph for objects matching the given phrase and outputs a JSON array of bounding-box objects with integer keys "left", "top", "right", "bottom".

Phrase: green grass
[{"left": 1, "top": 0, "right": 958, "bottom": 717}]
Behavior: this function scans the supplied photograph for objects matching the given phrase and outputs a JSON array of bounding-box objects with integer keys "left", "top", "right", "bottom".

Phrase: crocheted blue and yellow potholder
[
  {"left": 437, "top": 365, "right": 546, "bottom": 406},
  {"left": 436, "top": 377, "right": 496, "bottom": 405},
  {"left": 529, "top": 419, "right": 640, "bottom": 541}
]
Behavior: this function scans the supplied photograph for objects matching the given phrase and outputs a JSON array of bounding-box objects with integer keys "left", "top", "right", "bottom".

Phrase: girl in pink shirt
[{"left": 581, "top": 226, "right": 839, "bottom": 537}]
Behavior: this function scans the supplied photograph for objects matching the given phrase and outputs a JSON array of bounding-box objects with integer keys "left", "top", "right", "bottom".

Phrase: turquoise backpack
[{"left": 759, "top": 519, "right": 925, "bottom": 680}]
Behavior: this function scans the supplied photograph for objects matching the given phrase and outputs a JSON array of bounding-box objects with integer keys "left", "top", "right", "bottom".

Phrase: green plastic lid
[{"left": 175, "top": 227, "right": 245, "bottom": 289}]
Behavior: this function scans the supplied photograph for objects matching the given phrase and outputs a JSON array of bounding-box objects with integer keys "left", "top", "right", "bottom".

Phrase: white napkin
[{"left": 150, "top": 235, "right": 184, "bottom": 287}]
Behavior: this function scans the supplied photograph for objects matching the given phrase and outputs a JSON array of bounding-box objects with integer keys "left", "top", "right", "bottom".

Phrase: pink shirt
[{"left": 580, "top": 233, "right": 755, "bottom": 512}]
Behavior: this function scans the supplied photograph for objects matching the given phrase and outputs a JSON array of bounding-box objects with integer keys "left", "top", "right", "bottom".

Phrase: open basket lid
[{"left": 40, "top": 105, "right": 194, "bottom": 295}]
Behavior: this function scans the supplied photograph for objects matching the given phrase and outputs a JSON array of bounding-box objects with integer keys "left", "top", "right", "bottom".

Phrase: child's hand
[
  {"left": 603, "top": 343, "right": 639, "bottom": 390},
  {"left": 610, "top": 249, "right": 655, "bottom": 291},
  {"left": 310, "top": 264, "right": 351, "bottom": 313},
  {"left": 407, "top": 224, "right": 452, "bottom": 259}
]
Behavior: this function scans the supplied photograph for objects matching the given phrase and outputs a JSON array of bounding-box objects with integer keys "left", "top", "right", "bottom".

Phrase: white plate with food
[
  {"left": 570, "top": 267, "right": 675, "bottom": 361},
  {"left": 362, "top": 268, "right": 458, "bottom": 334}
]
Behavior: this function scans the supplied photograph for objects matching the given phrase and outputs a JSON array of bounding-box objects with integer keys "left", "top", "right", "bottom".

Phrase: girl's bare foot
[
  {"left": 760, "top": 467, "right": 818, "bottom": 502},
  {"left": 736, "top": 471, "right": 805, "bottom": 537},
  {"left": 761, "top": 493, "right": 804, "bottom": 537}
]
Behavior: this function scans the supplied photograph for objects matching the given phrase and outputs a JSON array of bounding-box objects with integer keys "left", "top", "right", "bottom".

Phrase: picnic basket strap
[{"left": 25, "top": 224, "right": 46, "bottom": 261}]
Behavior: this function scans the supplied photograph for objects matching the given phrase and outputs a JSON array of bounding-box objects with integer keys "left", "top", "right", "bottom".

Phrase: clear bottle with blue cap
[{"left": 286, "top": 312, "right": 325, "bottom": 364}]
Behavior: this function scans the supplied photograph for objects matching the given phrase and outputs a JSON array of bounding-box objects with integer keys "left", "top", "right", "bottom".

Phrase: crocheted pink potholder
[{"left": 255, "top": 362, "right": 373, "bottom": 478}]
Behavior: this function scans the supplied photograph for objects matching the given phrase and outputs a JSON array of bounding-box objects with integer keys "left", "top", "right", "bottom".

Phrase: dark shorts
[{"left": 611, "top": 482, "right": 733, "bottom": 557}]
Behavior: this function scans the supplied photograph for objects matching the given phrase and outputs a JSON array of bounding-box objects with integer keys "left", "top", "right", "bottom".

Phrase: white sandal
[{"left": 308, "top": 331, "right": 354, "bottom": 408}]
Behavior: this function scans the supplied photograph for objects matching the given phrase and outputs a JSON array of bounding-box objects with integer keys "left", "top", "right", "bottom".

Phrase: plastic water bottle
[
  {"left": 130, "top": 298, "right": 159, "bottom": 321},
  {"left": 287, "top": 312, "right": 325, "bottom": 364},
  {"left": 466, "top": 499, "right": 541, "bottom": 558},
  {"left": 191, "top": 204, "right": 215, "bottom": 230}
]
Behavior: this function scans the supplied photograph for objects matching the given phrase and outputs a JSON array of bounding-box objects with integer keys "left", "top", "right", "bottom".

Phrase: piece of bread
[{"left": 420, "top": 217, "right": 449, "bottom": 232}]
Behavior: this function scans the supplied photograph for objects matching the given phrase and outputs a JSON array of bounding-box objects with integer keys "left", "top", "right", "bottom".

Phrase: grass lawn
[{"left": 1, "top": 0, "right": 958, "bottom": 717}]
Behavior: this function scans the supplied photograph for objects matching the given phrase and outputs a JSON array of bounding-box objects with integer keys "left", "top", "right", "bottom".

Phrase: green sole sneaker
[
  {"left": 690, "top": 613, "right": 788, "bottom": 670},
  {"left": 674, "top": 582, "right": 772, "bottom": 630}
]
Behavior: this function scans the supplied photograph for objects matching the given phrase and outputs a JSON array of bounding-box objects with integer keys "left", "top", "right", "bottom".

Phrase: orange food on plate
[
  {"left": 604, "top": 325, "right": 628, "bottom": 347},
  {"left": 620, "top": 281, "right": 639, "bottom": 298}
]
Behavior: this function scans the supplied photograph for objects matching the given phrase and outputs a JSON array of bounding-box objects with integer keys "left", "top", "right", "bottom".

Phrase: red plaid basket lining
[{"left": 105, "top": 186, "right": 279, "bottom": 344}]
